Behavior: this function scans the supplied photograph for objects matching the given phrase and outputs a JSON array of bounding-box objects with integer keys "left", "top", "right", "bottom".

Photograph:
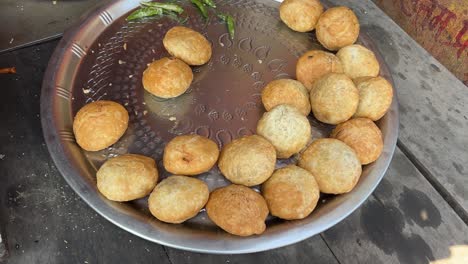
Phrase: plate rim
[{"left": 40, "top": 0, "right": 399, "bottom": 254}]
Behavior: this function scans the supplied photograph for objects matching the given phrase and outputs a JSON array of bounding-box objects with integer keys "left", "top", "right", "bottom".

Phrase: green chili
[
  {"left": 191, "top": 0, "right": 208, "bottom": 18},
  {"left": 202, "top": 0, "right": 216, "bottom": 8},
  {"left": 141, "top": 1, "right": 184, "bottom": 14},
  {"left": 226, "top": 15, "right": 235, "bottom": 39},
  {"left": 218, "top": 13, "right": 235, "bottom": 39},
  {"left": 126, "top": 7, "right": 163, "bottom": 21}
]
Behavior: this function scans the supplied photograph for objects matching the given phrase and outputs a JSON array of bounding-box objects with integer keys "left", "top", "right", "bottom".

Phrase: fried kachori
[
  {"left": 298, "top": 138, "right": 362, "bottom": 194},
  {"left": 206, "top": 184, "right": 269, "bottom": 236},
  {"left": 148, "top": 175, "right": 209, "bottom": 224},
  {"left": 163, "top": 135, "right": 219, "bottom": 176},
  {"left": 97, "top": 154, "right": 158, "bottom": 201},
  {"left": 218, "top": 135, "right": 276, "bottom": 186},
  {"left": 310, "top": 73, "right": 359, "bottom": 125},
  {"left": 261, "top": 79, "right": 311, "bottom": 115},
  {"left": 262, "top": 165, "right": 320, "bottom": 220},
  {"left": 331, "top": 118, "right": 383, "bottom": 165},
  {"left": 73, "top": 100, "right": 129, "bottom": 151},
  {"left": 257, "top": 104, "right": 311, "bottom": 158}
]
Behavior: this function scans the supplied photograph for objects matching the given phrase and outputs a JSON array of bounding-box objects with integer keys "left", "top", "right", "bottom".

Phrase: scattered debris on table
[{"left": 0, "top": 67, "right": 16, "bottom": 74}]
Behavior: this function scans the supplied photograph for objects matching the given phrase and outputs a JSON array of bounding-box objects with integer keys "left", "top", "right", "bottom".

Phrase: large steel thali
[{"left": 41, "top": 0, "right": 399, "bottom": 253}]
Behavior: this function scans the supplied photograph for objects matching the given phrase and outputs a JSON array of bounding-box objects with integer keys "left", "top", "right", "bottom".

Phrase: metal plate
[{"left": 41, "top": 0, "right": 399, "bottom": 254}]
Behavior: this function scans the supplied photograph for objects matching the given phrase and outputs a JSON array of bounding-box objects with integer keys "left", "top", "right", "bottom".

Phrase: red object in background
[
  {"left": 0, "top": 67, "right": 16, "bottom": 74},
  {"left": 375, "top": 0, "right": 467, "bottom": 86}
]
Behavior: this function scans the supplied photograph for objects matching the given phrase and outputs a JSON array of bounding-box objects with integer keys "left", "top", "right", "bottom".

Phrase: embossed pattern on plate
[{"left": 41, "top": 0, "right": 399, "bottom": 254}]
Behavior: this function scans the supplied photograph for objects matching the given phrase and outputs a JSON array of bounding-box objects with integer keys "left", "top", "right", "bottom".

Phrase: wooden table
[{"left": 0, "top": 0, "right": 467, "bottom": 263}]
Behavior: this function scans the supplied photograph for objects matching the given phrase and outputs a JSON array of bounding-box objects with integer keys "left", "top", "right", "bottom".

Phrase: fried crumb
[
  {"left": 258, "top": 59, "right": 263, "bottom": 64},
  {"left": 143, "top": 110, "right": 148, "bottom": 115},
  {"left": 169, "top": 116, "right": 176, "bottom": 121},
  {"left": 220, "top": 43, "right": 224, "bottom": 47},
  {"left": 420, "top": 210, "right": 428, "bottom": 221},
  {"left": 118, "top": 60, "right": 126, "bottom": 64},
  {"left": 123, "top": 43, "right": 127, "bottom": 50}
]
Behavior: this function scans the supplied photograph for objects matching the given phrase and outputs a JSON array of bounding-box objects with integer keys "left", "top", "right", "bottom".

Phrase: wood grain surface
[{"left": 322, "top": 149, "right": 468, "bottom": 264}]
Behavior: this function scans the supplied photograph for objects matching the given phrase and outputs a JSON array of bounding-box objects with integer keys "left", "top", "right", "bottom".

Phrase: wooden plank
[
  {"left": 326, "top": 0, "right": 468, "bottom": 218},
  {"left": 164, "top": 236, "right": 339, "bottom": 264},
  {"left": 322, "top": 148, "right": 468, "bottom": 264}
]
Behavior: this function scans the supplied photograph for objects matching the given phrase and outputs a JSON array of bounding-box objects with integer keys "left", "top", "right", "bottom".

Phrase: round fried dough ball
[
  {"left": 353, "top": 76, "right": 394, "bottom": 121},
  {"left": 298, "top": 138, "right": 362, "bottom": 194},
  {"left": 257, "top": 104, "right": 311, "bottom": 159},
  {"left": 163, "top": 135, "right": 219, "bottom": 176},
  {"left": 316, "top": 6, "right": 360, "bottom": 51},
  {"left": 142, "top": 57, "right": 193, "bottom": 98},
  {"left": 218, "top": 135, "right": 276, "bottom": 186},
  {"left": 337, "top": 44, "right": 380, "bottom": 79},
  {"left": 262, "top": 165, "right": 320, "bottom": 220},
  {"left": 261, "top": 79, "right": 311, "bottom": 115},
  {"left": 296, "top": 50, "right": 344, "bottom": 91},
  {"left": 97, "top": 154, "right": 158, "bottom": 201},
  {"left": 148, "top": 175, "right": 209, "bottom": 224},
  {"left": 163, "top": 26, "right": 212, "bottom": 66},
  {"left": 73, "top": 100, "right": 129, "bottom": 151},
  {"left": 279, "top": 0, "right": 324, "bottom": 32},
  {"left": 206, "top": 184, "right": 269, "bottom": 236},
  {"left": 331, "top": 118, "right": 383, "bottom": 165},
  {"left": 310, "top": 73, "right": 359, "bottom": 125}
]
